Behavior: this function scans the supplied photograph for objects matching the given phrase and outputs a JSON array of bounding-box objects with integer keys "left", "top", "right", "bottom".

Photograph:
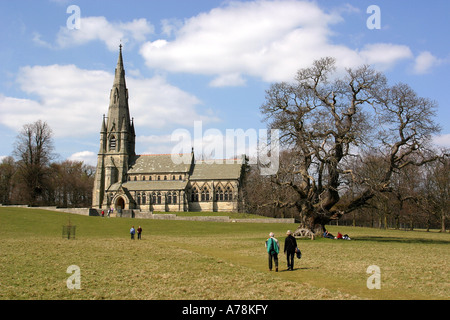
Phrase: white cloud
[
  {"left": 56, "top": 17, "right": 154, "bottom": 51},
  {"left": 140, "top": 0, "right": 414, "bottom": 86},
  {"left": 127, "top": 75, "right": 218, "bottom": 129},
  {"left": 359, "top": 43, "right": 413, "bottom": 70},
  {"left": 32, "top": 32, "right": 53, "bottom": 48},
  {"left": 68, "top": 151, "right": 97, "bottom": 166},
  {"left": 0, "top": 64, "right": 215, "bottom": 138},
  {"left": 413, "top": 51, "right": 442, "bottom": 74},
  {"left": 209, "top": 73, "right": 247, "bottom": 87}
]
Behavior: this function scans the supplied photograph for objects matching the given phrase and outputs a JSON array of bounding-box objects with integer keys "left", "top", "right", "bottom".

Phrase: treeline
[
  {"left": 243, "top": 149, "right": 449, "bottom": 232},
  {"left": 0, "top": 120, "right": 94, "bottom": 207}
]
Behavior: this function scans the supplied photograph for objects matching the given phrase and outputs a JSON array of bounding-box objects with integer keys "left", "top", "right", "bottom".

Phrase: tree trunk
[{"left": 441, "top": 210, "right": 446, "bottom": 233}]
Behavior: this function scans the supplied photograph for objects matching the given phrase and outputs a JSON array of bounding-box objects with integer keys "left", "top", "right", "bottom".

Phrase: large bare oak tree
[{"left": 260, "top": 57, "right": 441, "bottom": 234}]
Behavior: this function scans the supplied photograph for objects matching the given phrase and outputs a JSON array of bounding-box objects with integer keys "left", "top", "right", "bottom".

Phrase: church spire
[
  {"left": 107, "top": 44, "right": 131, "bottom": 132},
  {"left": 114, "top": 43, "right": 126, "bottom": 88}
]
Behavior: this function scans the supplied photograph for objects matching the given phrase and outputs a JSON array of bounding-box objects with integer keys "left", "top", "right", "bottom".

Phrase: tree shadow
[{"left": 353, "top": 236, "right": 450, "bottom": 245}]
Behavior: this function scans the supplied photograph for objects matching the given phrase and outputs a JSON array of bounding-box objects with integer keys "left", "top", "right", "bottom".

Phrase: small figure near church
[
  {"left": 265, "top": 232, "right": 279, "bottom": 272},
  {"left": 284, "top": 230, "right": 298, "bottom": 271},
  {"left": 130, "top": 226, "right": 135, "bottom": 240},
  {"left": 137, "top": 226, "right": 142, "bottom": 240}
]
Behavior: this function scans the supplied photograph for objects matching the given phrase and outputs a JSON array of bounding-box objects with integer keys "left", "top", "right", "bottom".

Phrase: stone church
[{"left": 92, "top": 46, "right": 246, "bottom": 213}]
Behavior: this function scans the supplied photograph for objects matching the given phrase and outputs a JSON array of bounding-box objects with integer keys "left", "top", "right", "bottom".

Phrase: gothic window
[
  {"left": 110, "top": 136, "right": 116, "bottom": 151},
  {"left": 157, "top": 192, "right": 162, "bottom": 204},
  {"left": 172, "top": 175, "right": 175, "bottom": 180},
  {"left": 216, "top": 186, "right": 224, "bottom": 201},
  {"left": 201, "top": 186, "right": 210, "bottom": 201},
  {"left": 134, "top": 176, "right": 137, "bottom": 181},
  {"left": 137, "top": 193, "right": 141, "bottom": 205},
  {"left": 152, "top": 192, "right": 156, "bottom": 204},
  {"left": 142, "top": 193, "right": 146, "bottom": 204},
  {"left": 142, "top": 176, "right": 146, "bottom": 181},
  {"left": 114, "top": 88, "right": 119, "bottom": 104},
  {"left": 149, "top": 176, "right": 152, "bottom": 181},
  {"left": 179, "top": 175, "right": 182, "bottom": 180},
  {"left": 158, "top": 176, "right": 161, "bottom": 181},
  {"left": 164, "top": 175, "right": 167, "bottom": 180},
  {"left": 166, "top": 192, "right": 177, "bottom": 204},
  {"left": 191, "top": 187, "right": 199, "bottom": 202},
  {"left": 225, "top": 186, "right": 233, "bottom": 201},
  {"left": 172, "top": 192, "right": 177, "bottom": 204}
]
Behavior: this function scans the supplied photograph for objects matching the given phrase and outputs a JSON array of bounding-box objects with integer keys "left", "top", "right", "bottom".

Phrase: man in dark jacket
[{"left": 284, "top": 230, "right": 298, "bottom": 271}]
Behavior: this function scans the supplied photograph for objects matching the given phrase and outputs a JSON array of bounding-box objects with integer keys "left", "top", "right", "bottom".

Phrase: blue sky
[{"left": 0, "top": 0, "right": 449, "bottom": 165}]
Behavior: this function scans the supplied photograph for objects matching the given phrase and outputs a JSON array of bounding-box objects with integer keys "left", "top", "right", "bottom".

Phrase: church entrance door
[{"left": 116, "top": 197, "right": 125, "bottom": 211}]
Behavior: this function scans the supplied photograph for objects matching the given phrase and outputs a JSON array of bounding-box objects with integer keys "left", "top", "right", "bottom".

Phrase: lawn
[{"left": 0, "top": 207, "right": 448, "bottom": 300}]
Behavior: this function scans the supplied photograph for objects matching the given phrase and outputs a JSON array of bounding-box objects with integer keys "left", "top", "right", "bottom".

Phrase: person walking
[
  {"left": 130, "top": 226, "right": 135, "bottom": 240},
  {"left": 284, "top": 230, "right": 298, "bottom": 271},
  {"left": 265, "top": 232, "right": 279, "bottom": 272},
  {"left": 137, "top": 226, "right": 142, "bottom": 240}
]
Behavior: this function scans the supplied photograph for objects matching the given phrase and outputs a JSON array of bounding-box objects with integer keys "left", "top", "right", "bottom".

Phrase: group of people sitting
[{"left": 323, "top": 230, "right": 351, "bottom": 240}]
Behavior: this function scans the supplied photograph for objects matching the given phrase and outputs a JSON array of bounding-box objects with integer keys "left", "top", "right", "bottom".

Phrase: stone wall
[{"left": 1, "top": 204, "right": 294, "bottom": 224}]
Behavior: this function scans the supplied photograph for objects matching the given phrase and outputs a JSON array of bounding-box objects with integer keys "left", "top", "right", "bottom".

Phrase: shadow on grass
[
  {"left": 353, "top": 236, "right": 450, "bottom": 245},
  {"left": 279, "top": 266, "right": 317, "bottom": 272}
]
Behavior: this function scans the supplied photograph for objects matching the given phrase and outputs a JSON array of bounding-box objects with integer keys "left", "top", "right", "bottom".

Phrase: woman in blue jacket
[{"left": 265, "top": 232, "right": 280, "bottom": 272}]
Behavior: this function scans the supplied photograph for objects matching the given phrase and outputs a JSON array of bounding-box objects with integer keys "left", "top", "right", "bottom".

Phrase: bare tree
[
  {"left": 13, "top": 120, "right": 55, "bottom": 205},
  {"left": 49, "top": 160, "right": 95, "bottom": 207},
  {"left": 418, "top": 154, "right": 449, "bottom": 232},
  {"left": 0, "top": 156, "right": 17, "bottom": 204},
  {"left": 260, "top": 57, "right": 442, "bottom": 234}
]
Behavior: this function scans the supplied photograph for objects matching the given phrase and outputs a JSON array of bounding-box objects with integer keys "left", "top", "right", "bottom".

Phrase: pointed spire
[
  {"left": 114, "top": 44, "right": 126, "bottom": 87},
  {"left": 101, "top": 114, "right": 107, "bottom": 133}
]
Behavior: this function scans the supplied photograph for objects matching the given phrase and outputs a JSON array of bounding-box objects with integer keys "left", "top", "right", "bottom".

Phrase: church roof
[
  {"left": 128, "top": 154, "right": 193, "bottom": 174},
  {"left": 109, "top": 180, "right": 188, "bottom": 192},
  {"left": 127, "top": 154, "right": 245, "bottom": 180},
  {"left": 190, "top": 159, "right": 244, "bottom": 180}
]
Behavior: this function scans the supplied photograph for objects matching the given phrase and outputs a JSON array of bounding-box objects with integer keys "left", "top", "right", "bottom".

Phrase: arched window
[
  {"left": 172, "top": 192, "right": 177, "bottom": 204},
  {"left": 179, "top": 175, "right": 182, "bottom": 180},
  {"left": 152, "top": 192, "right": 157, "bottom": 204},
  {"left": 110, "top": 135, "right": 116, "bottom": 150},
  {"left": 137, "top": 193, "right": 141, "bottom": 205},
  {"left": 142, "top": 176, "right": 146, "bottom": 181},
  {"left": 142, "top": 193, "right": 146, "bottom": 204},
  {"left": 149, "top": 176, "right": 152, "bottom": 181},
  {"left": 157, "top": 192, "right": 162, "bottom": 204},
  {"left": 201, "top": 186, "right": 210, "bottom": 201},
  {"left": 191, "top": 187, "right": 199, "bottom": 202},
  {"left": 225, "top": 186, "right": 233, "bottom": 201},
  {"left": 167, "top": 192, "right": 172, "bottom": 204},
  {"left": 216, "top": 187, "right": 224, "bottom": 201}
]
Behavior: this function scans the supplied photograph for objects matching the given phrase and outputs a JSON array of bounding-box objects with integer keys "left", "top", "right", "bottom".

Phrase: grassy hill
[{"left": 0, "top": 207, "right": 448, "bottom": 300}]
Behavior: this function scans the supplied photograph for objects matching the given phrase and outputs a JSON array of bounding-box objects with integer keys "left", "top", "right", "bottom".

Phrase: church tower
[{"left": 92, "top": 45, "right": 135, "bottom": 209}]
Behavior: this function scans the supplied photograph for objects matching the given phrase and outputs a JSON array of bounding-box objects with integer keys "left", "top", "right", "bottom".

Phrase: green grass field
[{"left": 0, "top": 207, "right": 448, "bottom": 300}]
